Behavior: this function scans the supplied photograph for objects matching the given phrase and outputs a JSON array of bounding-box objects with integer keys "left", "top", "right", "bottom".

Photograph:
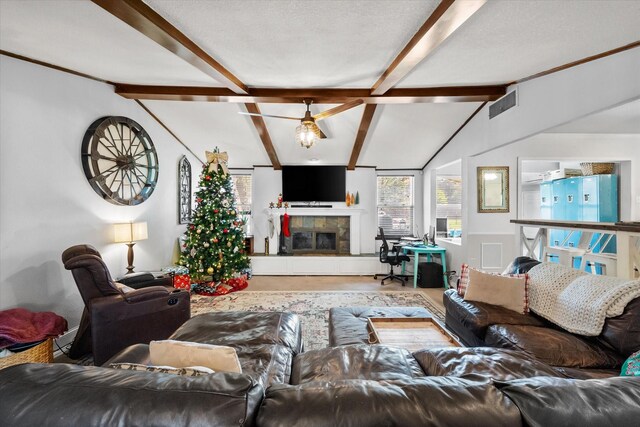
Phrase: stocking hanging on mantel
[
  {"left": 283, "top": 213, "right": 291, "bottom": 237},
  {"left": 179, "top": 147, "right": 250, "bottom": 284}
]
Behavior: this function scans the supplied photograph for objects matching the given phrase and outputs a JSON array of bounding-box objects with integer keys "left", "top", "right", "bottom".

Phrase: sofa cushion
[
  {"left": 599, "top": 297, "right": 640, "bottom": 358},
  {"left": 257, "top": 377, "right": 523, "bottom": 427},
  {"left": 291, "top": 344, "right": 425, "bottom": 384},
  {"left": 149, "top": 340, "right": 242, "bottom": 373},
  {"left": 495, "top": 376, "right": 640, "bottom": 427},
  {"left": 328, "top": 307, "right": 431, "bottom": 347},
  {"left": 552, "top": 366, "right": 619, "bottom": 380},
  {"left": 464, "top": 268, "right": 529, "bottom": 314},
  {"left": 443, "top": 289, "right": 546, "bottom": 339},
  {"left": 412, "top": 347, "right": 562, "bottom": 381},
  {"left": 485, "top": 324, "right": 625, "bottom": 369},
  {"left": 170, "top": 312, "right": 303, "bottom": 355},
  {"left": 0, "top": 363, "right": 263, "bottom": 427}
]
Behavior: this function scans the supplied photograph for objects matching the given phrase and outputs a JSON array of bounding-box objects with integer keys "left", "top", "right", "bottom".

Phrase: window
[
  {"left": 231, "top": 174, "right": 252, "bottom": 215},
  {"left": 435, "top": 176, "right": 462, "bottom": 236},
  {"left": 377, "top": 175, "right": 414, "bottom": 237}
]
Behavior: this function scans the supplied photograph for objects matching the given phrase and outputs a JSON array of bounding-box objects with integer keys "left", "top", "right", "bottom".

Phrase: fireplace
[
  {"left": 283, "top": 216, "right": 350, "bottom": 255},
  {"left": 290, "top": 229, "right": 338, "bottom": 254}
]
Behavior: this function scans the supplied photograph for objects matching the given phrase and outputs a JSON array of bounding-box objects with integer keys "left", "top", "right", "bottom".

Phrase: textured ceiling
[
  {"left": 359, "top": 103, "right": 482, "bottom": 169},
  {"left": 1, "top": 0, "right": 638, "bottom": 169},
  {"left": 142, "top": 101, "right": 272, "bottom": 167},
  {"left": 145, "top": 0, "right": 438, "bottom": 88},
  {"left": 0, "top": 0, "right": 219, "bottom": 85},
  {"left": 400, "top": 0, "right": 640, "bottom": 86}
]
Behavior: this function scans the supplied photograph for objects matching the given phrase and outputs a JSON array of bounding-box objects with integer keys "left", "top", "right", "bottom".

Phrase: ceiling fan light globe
[{"left": 296, "top": 123, "right": 318, "bottom": 149}]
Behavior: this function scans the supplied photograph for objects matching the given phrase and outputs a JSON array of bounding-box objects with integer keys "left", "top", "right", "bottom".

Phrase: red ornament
[
  {"left": 213, "top": 238, "right": 218, "bottom": 243},
  {"left": 196, "top": 197, "right": 202, "bottom": 203},
  {"left": 205, "top": 176, "right": 211, "bottom": 181},
  {"left": 223, "top": 229, "right": 229, "bottom": 233},
  {"left": 189, "top": 225, "right": 195, "bottom": 230},
  {"left": 214, "top": 209, "right": 219, "bottom": 214}
]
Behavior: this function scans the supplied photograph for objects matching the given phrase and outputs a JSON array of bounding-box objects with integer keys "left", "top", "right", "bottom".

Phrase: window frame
[
  {"left": 376, "top": 174, "right": 416, "bottom": 238},
  {"left": 230, "top": 172, "right": 253, "bottom": 216}
]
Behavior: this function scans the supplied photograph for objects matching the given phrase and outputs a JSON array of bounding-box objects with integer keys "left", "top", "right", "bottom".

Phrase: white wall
[
  {"left": 0, "top": 56, "right": 199, "bottom": 332},
  {"left": 250, "top": 166, "right": 382, "bottom": 255},
  {"left": 423, "top": 48, "right": 640, "bottom": 272}
]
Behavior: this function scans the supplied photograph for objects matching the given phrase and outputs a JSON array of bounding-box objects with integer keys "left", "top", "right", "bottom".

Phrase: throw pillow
[
  {"left": 149, "top": 340, "right": 242, "bottom": 373},
  {"left": 109, "top": 362, "right": 214, "bottom": 377},
  {"left": 620, "top": 350, "right": 640, "bottom": 376},
  {"left": 457, "top": 264, "right": 470, "bottom": 296},
  {"left": 463, "top": 268, "right": 529, "bottom": 315}
]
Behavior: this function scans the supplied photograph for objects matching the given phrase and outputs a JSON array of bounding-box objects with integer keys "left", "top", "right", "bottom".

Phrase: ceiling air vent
[{"left": 489, "top": 90, "right": 517, "bottom": 119}]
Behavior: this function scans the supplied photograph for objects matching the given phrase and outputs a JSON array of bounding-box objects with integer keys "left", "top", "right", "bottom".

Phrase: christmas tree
[{"left": 179, "top": 149, "right": 250, "bottom": 287}]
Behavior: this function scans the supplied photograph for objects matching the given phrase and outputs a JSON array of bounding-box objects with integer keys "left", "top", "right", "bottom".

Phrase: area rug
[
  {"left": 191, "top": 291, "right": 444, "bottom": 350},
  {"left": 61, "top": 290, "right": 443, "bottom": 364}
]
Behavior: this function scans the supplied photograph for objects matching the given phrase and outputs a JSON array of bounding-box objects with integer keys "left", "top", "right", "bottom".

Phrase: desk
[{"left": 401, "top": 245, "right": 448, "bottom": 289}]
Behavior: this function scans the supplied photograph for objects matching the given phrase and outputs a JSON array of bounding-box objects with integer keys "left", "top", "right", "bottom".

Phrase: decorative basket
[
  {"left": 580, "top": 162, "right": 614, "bottom": 176},
  {"left": 0, "top": 338, "right": 53, "bottom": 370}
]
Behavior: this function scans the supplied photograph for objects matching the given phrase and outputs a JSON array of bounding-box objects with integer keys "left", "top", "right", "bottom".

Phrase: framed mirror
[{"left": 477, "top": 166, "right": 509, "bottom": 213}]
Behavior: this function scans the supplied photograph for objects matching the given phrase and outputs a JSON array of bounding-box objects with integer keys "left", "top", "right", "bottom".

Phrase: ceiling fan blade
[
  {"left": 311, "top": 123, "right": 328, "bottom": 139},
  {"left": 313, "top": 99, "right": 364, "bottom": 121},
  {"left": 238, "top": 112, "right": 301, "bottom": 121}
]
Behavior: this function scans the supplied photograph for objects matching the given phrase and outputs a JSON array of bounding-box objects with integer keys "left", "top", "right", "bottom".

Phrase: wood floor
[{"left": 247, "top": 275, "right": 446, "bottom": 312}]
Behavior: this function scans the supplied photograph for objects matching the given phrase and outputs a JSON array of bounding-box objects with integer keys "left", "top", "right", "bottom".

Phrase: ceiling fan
[{"left": 239, "top": 99, "right": 363, "bottom": 148}]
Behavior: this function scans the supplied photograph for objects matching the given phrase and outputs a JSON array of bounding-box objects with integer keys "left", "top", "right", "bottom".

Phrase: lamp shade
[{"left": 113, "top": 222, "right": 148, "bottom": 243}]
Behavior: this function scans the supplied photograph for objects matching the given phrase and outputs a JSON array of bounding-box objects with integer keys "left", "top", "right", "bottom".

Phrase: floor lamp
[{"left": 113, "top": 222, "right": 148, "bottom": 274}]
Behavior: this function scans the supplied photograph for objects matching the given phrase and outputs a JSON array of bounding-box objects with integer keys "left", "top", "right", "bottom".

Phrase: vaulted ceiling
[{"left": 1, "top": 0, "right": 639, "bottom": 169}]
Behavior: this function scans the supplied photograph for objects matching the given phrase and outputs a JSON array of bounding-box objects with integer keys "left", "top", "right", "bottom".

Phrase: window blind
[{"left": 377, "top": 176, "right": 414, "bottom": 236}]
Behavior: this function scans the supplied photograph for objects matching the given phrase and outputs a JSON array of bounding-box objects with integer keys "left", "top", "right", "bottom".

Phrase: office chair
[{"left": 374, "top": 228, "right": 410, "bottom": 286}]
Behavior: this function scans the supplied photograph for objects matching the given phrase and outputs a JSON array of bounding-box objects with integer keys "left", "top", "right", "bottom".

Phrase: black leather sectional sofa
[{"left": 1, "top": 308, "right": 639, "bottom": 426}]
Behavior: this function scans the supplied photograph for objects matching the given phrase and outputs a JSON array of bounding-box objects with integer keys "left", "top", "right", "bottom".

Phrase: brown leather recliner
[{"left": 62, "top": 244, "right": 190, "bottom": 365}]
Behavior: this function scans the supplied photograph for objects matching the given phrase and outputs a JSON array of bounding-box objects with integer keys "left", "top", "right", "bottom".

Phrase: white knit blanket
[{"left": 527, "top": 263, "right": 640, "bottom": 336}]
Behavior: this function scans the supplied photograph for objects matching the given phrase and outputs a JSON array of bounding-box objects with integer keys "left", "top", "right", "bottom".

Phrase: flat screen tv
[{"left": 282, "top": 166, "right": 346, "bottom": 202}]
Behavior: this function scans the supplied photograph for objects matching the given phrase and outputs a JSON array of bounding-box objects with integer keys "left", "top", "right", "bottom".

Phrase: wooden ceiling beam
[
  {"left": 92, "top": 0, "right": 290, "bottom": 169},
  {"left": 243, "top": 104, "right": 282, "bottom": 170},
  {"left": 115, "top": 84, "right": 506, "bottom": 103},
  {"left": 371, "top": 0, "right": 486, "bottom": 95},
  {"left": 347, "top": 104, "right": 377, "bottom": 170},
  {"left": 92, "top": 0, "right": 248, "bottom": 94}
]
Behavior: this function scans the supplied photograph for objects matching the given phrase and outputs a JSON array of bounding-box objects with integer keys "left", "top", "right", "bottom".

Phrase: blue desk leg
[{"left": 440, "top": 250, "right": 449, "bottom": 289}]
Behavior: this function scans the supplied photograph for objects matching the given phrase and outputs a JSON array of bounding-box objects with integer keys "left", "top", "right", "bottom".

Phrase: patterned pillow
[
  {"left": 109, "top": 363, "right": 214, "bottom": 377},
  {"left": 620, "top": 351, "right": 640, "bottom": 376},
  {"left": 458, "top": 263, "right": 529, "bottom": 313}
]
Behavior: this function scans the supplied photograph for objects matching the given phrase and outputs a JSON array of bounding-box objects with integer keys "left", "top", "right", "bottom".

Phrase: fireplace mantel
[{"left": 266, "top": 207, "right": 364, "bottom": 254}]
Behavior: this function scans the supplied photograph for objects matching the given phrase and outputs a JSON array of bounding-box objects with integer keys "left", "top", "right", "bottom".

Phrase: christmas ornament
[
  {"left": 222, "top": 199, "right": 230, "bottom": 208},
  {"left": 227, "top": 242, "right": 232, "bottom": 247},
  {"left": 206, "top": 150, "right": 229, "bottom": 175},
  {"left": 223, "top": 229, "right": 229, "bottom": 233},
  {"left": 207, "top": 267, "right": 214, "bottom": 274},
  {"left": 213, "top": 238, "right": 219, "bottom": 243}
]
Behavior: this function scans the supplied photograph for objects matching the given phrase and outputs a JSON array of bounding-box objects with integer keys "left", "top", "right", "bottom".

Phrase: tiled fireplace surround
[{"left": 283, "top": 216, "right": 350, "bottom": 255}]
